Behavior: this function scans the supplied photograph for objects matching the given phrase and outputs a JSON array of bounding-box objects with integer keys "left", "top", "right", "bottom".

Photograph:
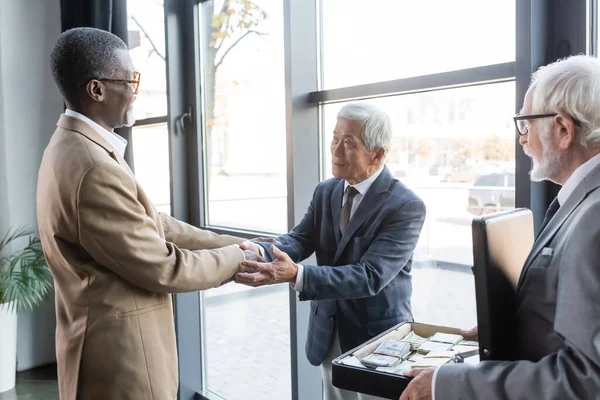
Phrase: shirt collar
[
  {"left": 64, "top": 109, "right": 128, "bottom": 157},
  {"left": 344, "top": 164, "right": 385, "bottom": 196},
  {"left": 557, "top": 152, "right": 600, "bottom": 206}
]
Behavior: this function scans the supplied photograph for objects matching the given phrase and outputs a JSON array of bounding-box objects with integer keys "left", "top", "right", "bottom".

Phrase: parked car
[{"left": 467, "top": 171, "right": 515, "bottom": 215}]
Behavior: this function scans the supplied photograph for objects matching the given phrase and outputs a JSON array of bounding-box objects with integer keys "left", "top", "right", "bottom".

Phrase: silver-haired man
[
  {"left": 402, "top": 55, "right": 600, "bottom": 400},
  {"left": 237, "top": 103, "right": 427, "bottom": 400}
]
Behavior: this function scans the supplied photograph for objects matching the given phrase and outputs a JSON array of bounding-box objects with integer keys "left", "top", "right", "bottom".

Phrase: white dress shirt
[
  {"left": 557, "top": 152, "right": 600, "bottom": 206},
  {"left": 342, "top": 164, "right": 386, "bottom": 218},
  {"left": 64, "top": 109, "right": 128, "bottom": 157},
  {"left": 293, "top": 165, "right": 385, "bottom": 292},
  {"left": 431, "top": 152, "right": 600, "bottom": 399}
]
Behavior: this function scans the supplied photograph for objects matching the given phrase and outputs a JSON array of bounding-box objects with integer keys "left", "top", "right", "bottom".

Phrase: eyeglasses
[
  {"left": 78, "top": 71, "right": 141, "bottom": 94},
  {"left": 513, "top": 112, "right": 581, "bottom": 136}
]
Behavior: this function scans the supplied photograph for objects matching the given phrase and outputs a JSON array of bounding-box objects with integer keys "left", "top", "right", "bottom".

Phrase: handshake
[
  {"left": 239, "top": 236, "right": 275, "bottom": 264},
  {"left": 232, "top": 238, "right": 300, "bottom": 287}
]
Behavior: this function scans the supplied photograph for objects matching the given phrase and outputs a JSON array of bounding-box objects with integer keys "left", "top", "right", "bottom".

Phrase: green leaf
[{"left": 0, "top": 227, "right": 53, "bottom": 313}]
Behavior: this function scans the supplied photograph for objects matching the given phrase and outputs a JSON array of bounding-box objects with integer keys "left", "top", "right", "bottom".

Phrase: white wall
[{"left": 0, "top": 0, "right": 63, "bottom": 370}]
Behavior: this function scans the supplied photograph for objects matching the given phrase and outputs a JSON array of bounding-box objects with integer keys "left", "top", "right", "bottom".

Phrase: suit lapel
[
  {"left": 517, "top": 163, "right": 600, "bottom": 292},
  {"left": 57, "top": 115, "right": 132, "bottom": 175},
  {"left": 332, "top": 167, "right": 393, "bottom": 263},
  {"left": 113, "top": 151, "right": 136, "bottom": 178},
  {"left": 331, "top": 180, "right": 344, "bottom": 244},
  {"left": 58, "top": 115, "right": 116, "bottom": 156}
]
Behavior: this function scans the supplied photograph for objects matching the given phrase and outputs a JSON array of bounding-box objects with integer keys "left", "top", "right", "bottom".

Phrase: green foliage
[{"left": 0, "top": 227, "right": 53, "bottom": 313}]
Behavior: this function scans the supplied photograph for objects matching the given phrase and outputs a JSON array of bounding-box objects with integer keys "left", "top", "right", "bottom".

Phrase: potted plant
[{"left": 0, "top": 227, "right": 53, "bottom": 393}]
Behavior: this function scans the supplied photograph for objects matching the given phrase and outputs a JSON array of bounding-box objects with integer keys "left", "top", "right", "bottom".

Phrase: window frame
[{"left": 127, "top": 0, "right": 170, "bottom": 166}]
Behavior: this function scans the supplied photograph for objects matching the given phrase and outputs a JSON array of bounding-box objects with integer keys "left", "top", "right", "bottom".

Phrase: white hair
[
  {"left": 529, "top": 55, "right": 600, "bottom": 148},
  {"left": 337, "top": 103, "right": 392, "bottom": 152}
]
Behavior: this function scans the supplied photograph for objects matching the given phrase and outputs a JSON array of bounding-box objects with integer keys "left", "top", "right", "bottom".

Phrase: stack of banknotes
[
  {"left": 359, "top": 331, "right": 479, "bottom": 374},
  {"left": 361, "top": 340, "right": 412, "bottom": 368}
]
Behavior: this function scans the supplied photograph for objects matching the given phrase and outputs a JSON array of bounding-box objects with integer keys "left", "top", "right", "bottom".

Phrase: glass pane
[
  {"left": 200, "top": 0, "right": 287, "bottom": 234},
  {"left": 322, "top": 82, "right": 516, "bottom": 328},
  {"left": 199, "top": 2, "right": 291, "bottom": 400},
  {"left": 132, "top": 123, "right": 171, "bottom": 213},
  {"left": 127, "top": 0, "right": 168, "bottom": 119},
  {"left": 320, "top": 0, "right": 516, "bottom": 89},
  {"left": 203, "top": 286, "right": 291, "bottom": 400}
]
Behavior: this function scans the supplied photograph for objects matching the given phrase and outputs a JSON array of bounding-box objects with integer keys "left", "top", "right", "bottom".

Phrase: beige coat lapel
[
  {"left": 57, "top": 115, "right": 135, "bottom": 176},
  {"left": 57, "top": 115, "right": 117, "bottom": 156}
]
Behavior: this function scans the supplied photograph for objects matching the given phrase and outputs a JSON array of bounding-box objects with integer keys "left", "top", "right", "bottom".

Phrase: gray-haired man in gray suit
[
  {"left": 236, "top": 103, "right": 426, "bottom": 400},
  {"left": 402, "top": 55, "right": 600, "bottom": 400}
]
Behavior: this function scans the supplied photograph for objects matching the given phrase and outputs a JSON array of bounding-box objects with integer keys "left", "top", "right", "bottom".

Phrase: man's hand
[
  {"left": 240, "top": 240, "right": 262, "bottom": 255},
  {"left": 242, "top": 249, "right": 264, "bottom": 264},
  {"left": 234, "top": 245, "right": 298, "bottom": 287},
  {"left": 400, "top": 368, "right": 434, "bottom": 400},
  {"left": 460, "top": 325, "right": 478, "bottom": 340}
]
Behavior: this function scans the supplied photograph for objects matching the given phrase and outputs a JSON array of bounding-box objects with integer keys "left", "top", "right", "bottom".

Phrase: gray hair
[
  {"left": 529, "top": 55, "right": 600, "bottom": 148},
  {"left": 337, "top": 103, "right": 392, "bottom": 152},
  {"left": 50, "top": 27, "right": 128, "bottom": 106}
]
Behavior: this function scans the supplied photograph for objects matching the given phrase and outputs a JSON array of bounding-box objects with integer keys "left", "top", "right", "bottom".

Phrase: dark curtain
[{"left": 59, "top": 0, "right": 134, "bottom": 169}]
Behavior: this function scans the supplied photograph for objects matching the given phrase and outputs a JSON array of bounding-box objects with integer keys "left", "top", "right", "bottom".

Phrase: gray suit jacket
[
  {"left": 436, "top": 162, "right": 600, "bottom": 399},
  {"left": 259, "top": 166, "right": 426, "bottom": 366}
]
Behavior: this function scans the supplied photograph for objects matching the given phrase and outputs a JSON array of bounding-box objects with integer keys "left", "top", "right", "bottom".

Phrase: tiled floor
[{"left": 0, "top": 364, "right": 58, "bottom": 400}]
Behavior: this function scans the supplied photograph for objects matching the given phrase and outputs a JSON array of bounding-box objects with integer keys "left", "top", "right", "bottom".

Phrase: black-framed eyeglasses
[
  {"left": 513, "top": 113, "right": 581, "bottom": 136},
  {"left": 78, "top": 71, "right": 141, "bottom": 94}
]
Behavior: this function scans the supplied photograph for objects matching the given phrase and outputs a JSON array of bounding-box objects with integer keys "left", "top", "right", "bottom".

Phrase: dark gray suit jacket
[
  {"left": 259, "top": 166, "right": 426, "bottom": 366},
  {"left": 436, "top": 162, "right": 600, "bottom": 399}
]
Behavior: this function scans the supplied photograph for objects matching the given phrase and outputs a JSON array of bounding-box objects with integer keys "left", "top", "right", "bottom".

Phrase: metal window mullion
[
  {"left": 591, "top": 0, "right": 598, "bottom": 55},
  {"left": 195, "top": 0, "right": 209, "bottom": 230},
  {"left": 132, "top": 115, "right": 169, "bottom": 127},
  {"left": 315, "top": 0, "right": 324, "bottom": 91},
  {"left": 165, "top": 0, "right": 205, "bottom": 399},
  {"left": 200, "top": 225, "right": 277, "bottom": 239},
  {"left": 191, "top": 4, "right": 212, "bottom": 396},
  {"left": 308, "top": 62, "right": 516, "bottom": 104},
  {"left": 516, "top": 0, "right": 587, "bottom": 234},
  {"left": 284, "top": 1, "right": 322, "bottom": 400}
]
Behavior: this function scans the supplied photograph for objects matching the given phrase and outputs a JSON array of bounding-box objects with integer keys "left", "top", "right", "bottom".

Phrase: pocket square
[{"left": 541, "top": 247, "right": 554, "bottom": 256}]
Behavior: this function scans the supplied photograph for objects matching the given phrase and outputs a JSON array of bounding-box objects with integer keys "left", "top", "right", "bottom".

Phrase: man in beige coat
[{"left": 37, "top": 28, "right": 259, "bottom": 400}]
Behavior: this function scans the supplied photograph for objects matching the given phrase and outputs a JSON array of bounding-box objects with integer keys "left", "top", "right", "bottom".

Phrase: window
[
  {"left": 320, "top": 0, "right": 515, "bottom": 89},
  {"left": 166, "top": 0, "right": 587, "bottom": 399},
  {"left": 317, "top": 0, "right": 517, "bottom": 331},
  {"left": 197, "top": 2, "right": 291, "bottom": 399},
  {"left": 127, "top": 0, "right": 171, "bottom": 211},
  {"left": 508, "top": 172, "right": 515, "bottom": 187},
  {"left": 131, "top": 123, "right": 171, "bottom": 213},
  {"left": 474, "top": 174, "right": 503, "bottom": 187},
  {"left": 202, "top": 286, "right": 292, "bottom": 400},
  {"left": 322, "top": 82, "right": 516, "bottom": 329},
  {"left": 127, "top": 0, "right": 168, "bottom": 119},
  {"left": 200, "top": 0, "right": 287, "bottom": 234}
]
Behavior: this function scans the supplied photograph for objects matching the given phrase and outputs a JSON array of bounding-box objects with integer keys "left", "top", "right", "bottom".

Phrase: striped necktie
[
  {"left": 340, "top": 186, "right": 359, "bottom": 234},
  {"left": 537, "top": 198, "right": 560, "bottom": 238}
]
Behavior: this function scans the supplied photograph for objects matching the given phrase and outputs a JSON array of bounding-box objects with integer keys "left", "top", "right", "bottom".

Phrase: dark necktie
[
  {"left": 538, "top": 198, "right": 560, "bottom": 237},
  {"left": 340, "top": 186, "right": 359, "bottom": 234}
]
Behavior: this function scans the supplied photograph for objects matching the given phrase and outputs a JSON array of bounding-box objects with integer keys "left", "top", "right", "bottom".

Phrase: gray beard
[
  {"left": 526, "top": 143, "right": 562, "bottom": 182},
  {"left": 124, "top": 106, "right": 136, "bottom": 128}
]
